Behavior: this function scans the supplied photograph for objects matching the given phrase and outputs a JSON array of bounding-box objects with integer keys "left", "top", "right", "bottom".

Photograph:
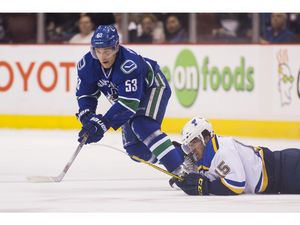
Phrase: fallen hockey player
[{"left": 173, "top": 117, "right": 300, "bottom": 195}]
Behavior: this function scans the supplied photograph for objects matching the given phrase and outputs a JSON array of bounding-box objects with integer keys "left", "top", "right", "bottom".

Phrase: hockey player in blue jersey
[
  {"left": 76, "top": 25, "right": 186, "bottom": 174},
  {"left": 173, "top": 117, "right": 300, "bottom": 195}
]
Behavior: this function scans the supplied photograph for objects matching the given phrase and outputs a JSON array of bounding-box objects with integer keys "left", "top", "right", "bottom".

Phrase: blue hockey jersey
[{"left": 76, "top": 46, "right": 161, "bottom": 129}]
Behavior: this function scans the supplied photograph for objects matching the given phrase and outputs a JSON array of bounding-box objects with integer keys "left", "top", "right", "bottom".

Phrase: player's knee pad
[{"left": 124, "top": 142, "right": 158, "bottom": 163}]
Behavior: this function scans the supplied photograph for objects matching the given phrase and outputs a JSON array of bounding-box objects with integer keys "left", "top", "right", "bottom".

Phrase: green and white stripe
[
  {"left": 150, "top": 135, "right": 174, "bottom": 160},
  {"left": 145, "top": 73, "right": 166, "bottom": 120},
  {"left": 144, "top": 130, "right": 162, "bottom": 146},
  {"left": 118, "top": 96, "right": 140, "bottom": 113},
  {"left": 145, "top": 61, "right": 155, "bottom": 87}
]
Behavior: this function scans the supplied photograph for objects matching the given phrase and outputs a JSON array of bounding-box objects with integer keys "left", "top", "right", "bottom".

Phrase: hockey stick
[
  {"left": 131, "top": 155, "right": 183, "bottom": 181},
  {"left": 27, "top": 134, "right": 89, "bottom": 183},
  {"left": 97, "top": 143, "right": 183, "bottom": 181}
]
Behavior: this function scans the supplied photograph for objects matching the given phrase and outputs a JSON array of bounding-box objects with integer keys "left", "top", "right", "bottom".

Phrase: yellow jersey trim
[
  {"left": 255, "top": 147, "right": 269, "bottom": 193},
  {"left": 198, "top": 165, "right": 209, "bottom": 171},
  {"left": 221, "top": 178, "right": 245, "bottom": 194},
  {"left": 211, "top": 135, "right": 219, "bottom": 153}
]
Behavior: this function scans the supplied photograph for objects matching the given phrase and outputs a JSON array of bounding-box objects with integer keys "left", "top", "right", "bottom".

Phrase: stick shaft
[
  {"left": 97, "top": 144, "right": 183, "bottom": 181},
  {"left": 131, "top": 155, "right": 183, "bottom": 181},
  {"left": 57, "top": 134, "right": 88, "bottom": 180},
  {"left": 27, "top": 134, "right": 88, "bottom": 183}
]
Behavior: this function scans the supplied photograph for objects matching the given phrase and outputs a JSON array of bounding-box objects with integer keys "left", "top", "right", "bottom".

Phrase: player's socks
[
  {"left": 144, "top": 131, "right": 184, "bottom": 172},
  {"left": 125, "top": 142, "right": 158, "bottom": 163},
  {"left": 131, "top": 116, "right": 184, "bottom": 172}
]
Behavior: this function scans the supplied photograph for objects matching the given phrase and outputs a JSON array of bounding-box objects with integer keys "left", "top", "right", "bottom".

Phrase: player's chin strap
[{"left": 95, "top": 143, "right": 183, "bottom": 181}]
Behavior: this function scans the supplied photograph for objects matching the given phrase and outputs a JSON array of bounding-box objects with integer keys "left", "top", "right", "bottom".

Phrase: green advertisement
[{"left": 163, "top": 49, "right": 255, "bottom": 108}]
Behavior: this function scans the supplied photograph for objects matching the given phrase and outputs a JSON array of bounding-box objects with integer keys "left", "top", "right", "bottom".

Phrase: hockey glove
[
  {"left": 78, "top": 114, "right": 109, "bottom": 144},
  {"left": 169, "top": 141, "right": 198, "bottom": 188},
  {"left": 175, "top": 173, "right": 209, "bottom": 195},
  {"left": 76, "top": 109, "right": 93, "bottom": 125}
]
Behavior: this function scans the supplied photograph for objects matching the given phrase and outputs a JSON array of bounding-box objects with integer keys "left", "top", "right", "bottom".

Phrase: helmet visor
[{"left": 182, "top": 137, "right": 204, "bottom": 160}]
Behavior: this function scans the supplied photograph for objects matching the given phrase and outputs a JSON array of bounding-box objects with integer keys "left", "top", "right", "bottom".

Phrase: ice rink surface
[{"left": 1, "top": 129, "right": 300, "bottom": 213}]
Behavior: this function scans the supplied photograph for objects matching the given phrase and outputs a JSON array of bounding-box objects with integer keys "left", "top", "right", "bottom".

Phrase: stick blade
[{"left": 27, "top": 176, "right": 60, "bottom": 183}]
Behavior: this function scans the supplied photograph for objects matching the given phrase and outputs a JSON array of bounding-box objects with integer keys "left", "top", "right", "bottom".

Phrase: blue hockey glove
[
  {"left": 76, "top": 109, "right": 93, "bottom": 125},
  {"left": 78, "top": 114, "right": 109, "bottom": 144},
  {"left": 175, "top": 173, "right": 209, "bottom": 195}
]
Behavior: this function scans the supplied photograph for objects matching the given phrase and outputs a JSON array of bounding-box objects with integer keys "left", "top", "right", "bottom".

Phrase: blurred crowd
[{"left": 0, "top": 13, "right": 300, "bottom": 44}]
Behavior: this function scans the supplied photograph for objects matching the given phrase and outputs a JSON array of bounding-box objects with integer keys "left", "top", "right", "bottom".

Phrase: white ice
[{"left": 1, "top": 129, "right": 300, "bottom": 212}]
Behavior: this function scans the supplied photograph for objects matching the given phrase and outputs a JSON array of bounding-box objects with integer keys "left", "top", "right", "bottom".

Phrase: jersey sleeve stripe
[
  {"left": 156, "top": 72, "right": 166, "bottom": 87},
  {"left": 117, "top": 101, "right": 136, "bottom": 113},
  {"left": 118, "top": 96, "right": 140, "bottom": 112},
  {"left": 77, "top": 89, "right": 101, "bottom": 100},
  {"left": 118, "top": 96, "right": 140, "bottom": 102},
  {"left": 147, "top": 88, "right": 161, "bottom": 119},
  {"left": 255, "top": 172, "right": 263, "bottom": 193},
  {"left": 223, "top": 178, "right": 245, "bottom": 187},
  {"left": 152, "top": 88, "right": 164, "bottom": 119},
  {"left": 151, "top": 73, "right": 167, "bottom": 119},
  {"left": 221, "top": 178, "right": 245, "bottom": 194},
  {"left": 145, "top": 88, "right": 156, "bottom": 117},
  {"left": 255, "top": 147, "right": 269, "bottom": 193},
  {"left": 145, "top": 61, "right": 155, "bottom": 87},
  {"left": 211, "top": 135, "right": 219, "bottom": 153}
]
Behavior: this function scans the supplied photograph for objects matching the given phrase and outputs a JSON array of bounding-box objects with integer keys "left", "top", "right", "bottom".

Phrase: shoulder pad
[{"left": 120, "top": 59, "right": 138, "bottom": 74}]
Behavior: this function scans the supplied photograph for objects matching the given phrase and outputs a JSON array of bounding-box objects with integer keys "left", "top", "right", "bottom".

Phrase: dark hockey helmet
[{"left": 91, "top": 25, "right": 119, "bottom": 49}]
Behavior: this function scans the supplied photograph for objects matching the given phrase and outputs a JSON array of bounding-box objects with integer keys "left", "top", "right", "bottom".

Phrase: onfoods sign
[
  {"left": 173, "top": 49, "right": 199, "bottom": 107},
  {"left": 164, "top": 49, "right": 255, "bottom": 108}
]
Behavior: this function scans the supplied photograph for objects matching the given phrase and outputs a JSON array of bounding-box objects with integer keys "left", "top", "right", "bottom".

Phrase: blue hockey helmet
[{"left": 91, "top": 25, "right": 119, "bottom": 49}]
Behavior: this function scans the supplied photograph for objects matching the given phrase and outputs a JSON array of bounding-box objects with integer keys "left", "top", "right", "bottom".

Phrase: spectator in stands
[
  {"left": 153, "top": 16, "right": 166, "bottom": 43},
  {"left": 2, "top": 13, "right": 36, "bottom": 43},
  {"left": 0, "top": 16, "right": 9, "bottom": 42},
  {"left": 136, "top": 14, "right": 154, "bottom": 43},
  {"left": 288, "top": 13, "right": 300, "bottom": 35},
  {"left": 136, "top": 14, "right": 165, "bottom": 43},
  {"left": 261, "top": 13, "right": 294, "bottom": 43},
  {"left": 113, "top": 13, "right": 141, "bottom": 43},
  {"left": 127, "top": 13, "right": 144, "bottom": 42},
  {"left": 46, "top": 13, "right": 78, "bottom": 43},
  {"left": 196, "top": 13, "right": 218, "bottom": 42},
  {"left": 69, "top": 14, "right": 94, "bottom": 43},
  {"left": 91, "top": 13, "right": 115, "bottom": 26},
  {"left": 288, "top": 13, "right": 300, "bottom": 42},
  {"left": 127, "top": 14, "right": 139, "bottom": 43},
  {"left": 260, "top": 13, "right": 271, "bottom": 38},
  {"left": 165, "top": 14, "right": 187, "bottom": 43},
  {"left": 113, "top": 13, "right": 124, "bottom": 43},
  {"left": 212, "top": 13, "right": 252, "bottom": 42}
]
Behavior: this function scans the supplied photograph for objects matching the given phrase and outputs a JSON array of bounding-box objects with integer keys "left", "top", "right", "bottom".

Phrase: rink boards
[{"left": 0, "top": 44, "right": 300, "bottom": 138}]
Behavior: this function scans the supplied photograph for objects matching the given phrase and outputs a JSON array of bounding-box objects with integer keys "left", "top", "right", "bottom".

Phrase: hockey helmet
[
  {"left": 91, "top": 25, "right": 119, "bottom": 49},
  {"left": 181, "top": 117, "right": 213, "bottom": 154}
]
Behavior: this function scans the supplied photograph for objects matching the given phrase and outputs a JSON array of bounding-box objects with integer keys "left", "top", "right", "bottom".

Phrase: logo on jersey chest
[
  {"left": 97, "top": 79, "right": 112, "bottom": 87},
  {"left": 97, "top": 79, "right": 118, "bottom": 102}
]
